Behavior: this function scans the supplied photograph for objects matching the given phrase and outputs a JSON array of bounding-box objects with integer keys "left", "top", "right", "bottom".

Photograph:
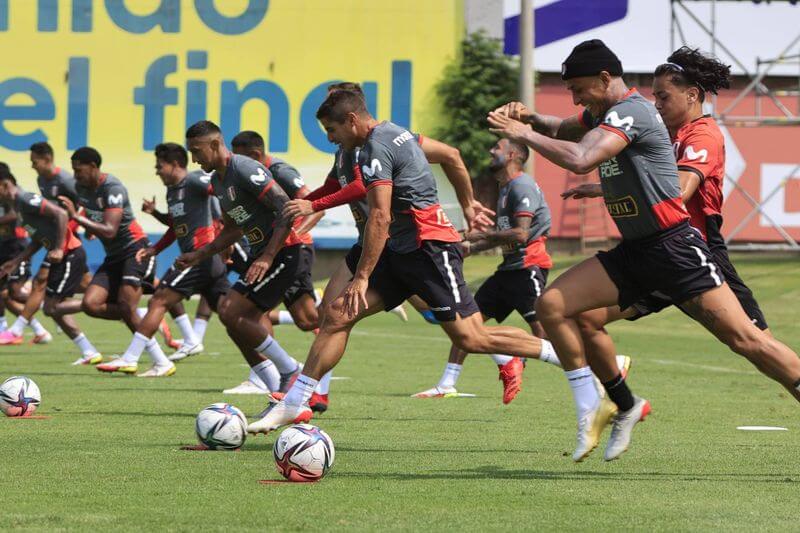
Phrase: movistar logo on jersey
[
  {"left": 28, "top": 195, "right": 43, "bottom": 207},
  {"left": 684, "top": 145, "right": 708, "bottom": 163},
  {"left": 605, "top": 111, "right": 634, "bottom": 131},
  {"left": 107, "top": 193, "right": 124, "bottom": 206},
  {"left": 362, "top": 159, "right": 383, "bottom": 178},
  {"left": 250, "top": 168, "right": 269, "bottom": 186}
]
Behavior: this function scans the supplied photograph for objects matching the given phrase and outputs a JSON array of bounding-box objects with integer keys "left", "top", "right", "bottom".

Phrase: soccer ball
[
  {"left": 0, "top": 376, "right": 41, "bottom": 417},
  {"left": 195, "top": 403, "right": 247, "bottom": 450},
  {"left": 273, "top": 424, "right": 335, "bottom": 482}
]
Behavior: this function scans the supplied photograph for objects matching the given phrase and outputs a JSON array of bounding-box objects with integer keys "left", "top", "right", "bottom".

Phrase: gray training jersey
[
  {"left": 37, "top": 167, "right": 78, "bottom": 205},
  {"left": 210, "top": 154, "right": 279, "bottom": 257},
  {"left": 581, "top": 89, "right": 689, "bottom": 240},
  {"left": 358, "top": 122, "right": 459, "bottom": 253},
  {"left": 329, "top": 147, "right": 370, "bottom": 245},
  {"left": 15, "top": 189, "right": 79, "bottom": 251},
  {"left": 165, "top": 170, "right": 215, "bottom": 253},
  {"left": 496, "top": 173, "right": 552, "bottom": 271}
]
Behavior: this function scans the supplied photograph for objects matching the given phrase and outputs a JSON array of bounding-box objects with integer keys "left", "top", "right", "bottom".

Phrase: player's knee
[
  {"left": 217, "top": 298, "right": 239, "bottom": 329},
  {"left": 294, "top": 314, "right": 319, "bottom": 332},
  {"left": 43, "top": 300, "right": 57, "bottom": 317},
  {"left": 535, "top": 290, "right": 563, "bottom": 323},
  {"left": 81, "top": 297, "right": 101, "bottom": 317},
  {"left": 320, "top": 299, "right": 352, "bottom": 333},
  {"left": 725, "top": 331, "right": 764, "bottom": 359}
]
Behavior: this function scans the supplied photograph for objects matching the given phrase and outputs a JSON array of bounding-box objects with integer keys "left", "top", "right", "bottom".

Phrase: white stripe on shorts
[
  {"left": 144, "top": 256, "right": 155, "bottom": 279},
  {"left": 441, "top": 251, "right": 461, "bottom": 304},
  {"left": 169, "top": 266, "right": 192, "bottom": 287},
  {"left": 253, "top": 262, "right": 286, "bottom": 292},
  {"left": 531, "top": 270, "right": 542, "bottom": 297},
  {"left": 56, "top": 258, "right": 71, "bottom": 294},
  {"left": 690, "top": 245, "right": 722, "bottom": 287}
]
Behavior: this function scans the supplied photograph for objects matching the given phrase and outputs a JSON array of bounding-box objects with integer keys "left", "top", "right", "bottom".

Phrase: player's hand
[
  {"left": 283, "top": 199, "right": 314, "bottom": 221},
  {"left": 561, "top": 183, "right": 603, "bottom": 200},
  {"left": 46, "top": 248, "right": 64, "bottom": 264},
  {"left": 175, "top": 250, "right": 203, "bottom": 270},
  {"left": 58, "top": 196, "right": 77, "bottom": 218},
  {"left": 494, "top": 101, "right": 533, "bottom": 123},
  {"left": 244, "top": 252, "right": 273, "bottom": 285},
  {"left": 141, "top": 196, "right": 157, "bottom": 215},
  {"left": 136, "top": 246, "right": 156, "bottom": 264},
  {"left": 0, "top": 259, "right": 17, "bottom": 279},
  {"left": 461, "top": 240, "right": 472, "bottom": 258},
  {"left": 487, "top": 111, "right": 531, "bottom": 142},
  {"left": 342, "top": 276, "right": 369, "bottom": 319},
  {"left": 469, "top": 201, "right": 494, "bottom": 232}
]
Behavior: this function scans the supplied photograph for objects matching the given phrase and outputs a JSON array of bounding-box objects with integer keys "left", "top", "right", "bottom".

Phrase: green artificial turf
[{"left": 1, "top": 254, "right": 798, "bottom": 531}]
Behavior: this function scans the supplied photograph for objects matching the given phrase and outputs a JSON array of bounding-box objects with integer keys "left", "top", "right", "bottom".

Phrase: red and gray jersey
[
  {"left": 671, "top": 115, "right": 725, "bottom": 241},
  {"left": 166, "top": 170, "right": 216, "bottom": 253},
  {"left": 496, "top": 173, "right": 553, "bottom": 271},
  {"left": 0, "top": 200, "right": 25, "bottom": 245},
  {"left": 266, "top": 155, "right": 312, "bottom": 246},
  {"left": 358, "top": 121, "right": 459, "bottom": 253},
  {"left": 15, "top": 189, "right": 81, "bottom": 252},
  {"left": 210, "top": 154, "right": 279, "bottom": 257},
  {"left": 37, "top": 167, "right": 79, "bottom": 205},
  {"left": 328, "top": 147, "right": 371, "bottom": 245},
  {"left": 76, "top": 174, "right": 147, "bottom": 259},
  {"left": 580, "top": 89, "right": 689, "bottom": 240}
]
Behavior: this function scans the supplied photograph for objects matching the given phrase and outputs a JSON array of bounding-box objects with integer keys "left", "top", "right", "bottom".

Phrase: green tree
[{"left": 435, "top": 31, "right": 522, "bottom": 180}]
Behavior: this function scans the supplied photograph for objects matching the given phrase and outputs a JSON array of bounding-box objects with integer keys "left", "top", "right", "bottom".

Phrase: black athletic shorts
[
  {"left": 0, "top": 239, "right": 30, "bottom": 287},
  {"left": 282, "top": 244, "right": 315, "bottom": 308},
  {"left": 597, "top": 221, "right": 724, "bottom": 311},
  {"left": 475, "top": 266, "right": 549, "bottom": 323},
  {"left": 345, "top": 243, "right": 363, "bottom": 274},
  {"left": 369, "top": 241, "right": 479, "bottom": 322},
  {"left": 628, "top": 216, "right": 767, "bottom": 330},
  {"left": 43, "top": 246, "right": 88, "bottom": 298},
  {"left": 232, "top": 244, "right": 301, "bottom": 312},
  {"left": 227, "top": 241, "right": 250, "bottom": 276},
  {"left": 160, "top": 255, "right": 230, "bottom": 309},
  {"left": 89, "top": 240, "right": 156, "bottom": 300}
]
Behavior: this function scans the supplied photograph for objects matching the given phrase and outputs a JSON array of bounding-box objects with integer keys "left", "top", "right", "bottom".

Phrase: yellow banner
[{"left": 0, "top": 0, "right": 462, "bottom": 230}]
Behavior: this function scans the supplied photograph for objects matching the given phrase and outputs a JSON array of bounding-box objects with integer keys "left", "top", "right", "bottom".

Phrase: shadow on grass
[{"left": 333, "top": 465, "right": 799, "bottom": 483}]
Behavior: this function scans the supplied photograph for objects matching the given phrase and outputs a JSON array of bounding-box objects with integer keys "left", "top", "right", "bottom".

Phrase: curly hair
[{"left": 655, "top": 46, "right": 731, "bottom": 101}]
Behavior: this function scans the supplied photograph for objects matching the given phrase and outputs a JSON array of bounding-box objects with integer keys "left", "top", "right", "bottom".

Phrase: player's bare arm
[
  {"left": 344, "top": 184, "right": 392, "bottom": 318},
  {"left": 488, "top": 113, "right": 627, "bottom": 175},
  {"left": 561, "top": 182, "right": 603, "bottom": 200},
  {"left": 465, "top": 216, "right": 532, "bottom": 254},
  {"left": 291, "top": 186, "right": 325, "bottom": 235},
  {"left": 495, "top": 101, "right": 588, "bottom": 141},
  {"left": 141, "top": 196, "right": 170, "bottom": 226},
  {"left": 59, "top": 195, "right": 122, "bottom": 240},
  {"left": 244, "top": 182, "right": 293, "bottom": 284},
  {"left": 678, "top": 170, "right": 702, "bottom": 204},
  {"left": 40, "top": 200, "right": 69, "bottom": 262},
  {"left": 176, "top": 211, "right": 242, "bottom": 269}
]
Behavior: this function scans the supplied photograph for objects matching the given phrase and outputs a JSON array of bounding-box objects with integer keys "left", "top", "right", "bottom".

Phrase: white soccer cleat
[
  {"left": 168, "top": 342, "right": 204, "bottom": 362},
  {"left": 390, "top": 304, "right": 409, "bottom": 322},
  {"left": 96, "top": 357, "right": 138, "bottom": 374},
  {"left": 604, "top": 396, "right": 651, "bottom": 461},
  {"left": 31, "top": 332, "right": 53, "bottom": 344},
  {"left": 247, "top": 398, "right": 312, "bottom": 435},
  {"left": 572, "top": 396, "right": 617, "bottom": 462},
  {"left": 411, "top": 386, "right": 458, "bottom": 398},
  {"left": 223, "top": 380, "right": 269, "bottom": 395},
  {"left": 137, "top": 363, "right": 176, "bottom": 378},
  {"left": 71, "top": 352, "right": 103, "bottom": 366}
]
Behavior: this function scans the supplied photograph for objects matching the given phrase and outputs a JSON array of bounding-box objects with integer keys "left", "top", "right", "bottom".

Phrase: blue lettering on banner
[
  {"left": 220, "top": 80, "right": 289, "bottom": 152},
  {"left": 194, "top": 0, "right": 269, "bottom": 35},
  {"left": 0, "top": 78, "right": 55, "bottom": 150},
  {"left": 133, "top": 55, "right": 178, "bottom": 149},
  {"left": 105, "top": 0, "right": 180, "bottom": 34},
  {"left": 67, "top": 57, "right": 89, "bottom": 149}
]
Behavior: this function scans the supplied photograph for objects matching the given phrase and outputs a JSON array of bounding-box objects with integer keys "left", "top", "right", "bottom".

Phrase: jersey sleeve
[
  {"left": 236, "top": 158, "right": 277, "bottom": 200},
  {"left": 676, "top": 131, "right": 721, "bottom": 182},
  {"left": 509, "top": 180, "right": 541, "bottom": 219},
  {"left": 18, "top": 191, "right": 46, "bottom": 215},
  {"left": 599, "top": 100, "right": 647, "bottom": 144},
  {"left": 103, "top": 182, "right": 128, "bottom": 211},
  {"left": 360, "top": 139, "right": 395, "bottom": 190},
  {"left": 271, "top": 162, "right": 305, "bottom": 199}
]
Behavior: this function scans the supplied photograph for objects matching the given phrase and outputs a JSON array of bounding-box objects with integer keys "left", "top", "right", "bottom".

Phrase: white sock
[
  {"left": 539, "top": 340, "right": 562, "bottom": 367},
  {"left": 277, "top": 310, "right": 294, "bottom": 326},
  {"left": 565, "top": 366, "right": 600, "bottom": 418},
  {"left": 313, "top": 289, "right": 322, "bottom": 307},
  {"left": 490, "top": 354, "right": 513, "bottom": 366},
  {"left": 72, "top": 333, "right": 98, "bottom": 356},
  {"left": 145, "top": 338, "right": 172, "bottom": 367},
  {"left": 254, "top": 335, "right": 298, "bottom": 374},
  {"left": 29, "top": 318, "right": 47, "bottom": 336},
  {"left": 437, "top": 363, "right": 462, "bottom": 389},
  {"left": 9, "top": 316, "right": 27, "bottom": 336},
  {"left": 173, "top": 314, "right": 199, "bottom": 346},
  {"left": 193, "top": 318, "right": 209, "bottom": 342},
  {"left": 136, "top": 308, "right": 147, "bottom": 319},
  {"left": 284, "top": 374, "right": 318, "bottom": 406},
  {"left": 251, "top": 360, "right": 280, "bottom": 392},
  {"left": 122, "top": 332, "right": 150, "bottom": 363},
  {"left": 0, "top": 316, "right": 7, "bottom": 331},
  {"left": 315, "top": 370, "right": 333, "bottom": 394}
]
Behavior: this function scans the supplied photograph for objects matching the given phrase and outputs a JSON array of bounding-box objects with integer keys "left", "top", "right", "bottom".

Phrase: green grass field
[{"left": 1, "top": 254, "right": 799, "bottom": 531}]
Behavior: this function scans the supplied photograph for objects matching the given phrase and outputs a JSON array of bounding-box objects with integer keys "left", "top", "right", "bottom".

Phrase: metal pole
[{"left": 519, "top": 0, "right": 534, "bottom": 173}]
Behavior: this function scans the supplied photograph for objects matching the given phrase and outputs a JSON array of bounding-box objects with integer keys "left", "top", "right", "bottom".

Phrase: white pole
[{"left": 519, "top": 0, "right": 534, "bottom": 173}]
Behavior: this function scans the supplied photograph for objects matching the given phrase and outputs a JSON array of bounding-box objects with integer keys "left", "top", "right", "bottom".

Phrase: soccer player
[
  {"left": 176, "top": 121, "right": 302, "bottom": 398},
  {"left": 0, "top": 172, "right": 99, "bottom": 362},
  {"left": 248, "top": 89, "right": 548, "bottom": 434},
  {"left": 488, "top": 39, "right": 800, "bottom": 461},
  {"left": 58, "top": 147, "right": 171, "bottom": 366},
  {"left": 98, "top": 143, "right": 231, "bottom": 376}
]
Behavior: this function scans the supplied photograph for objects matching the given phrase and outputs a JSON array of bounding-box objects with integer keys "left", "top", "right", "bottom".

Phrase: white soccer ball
[
  {"left": 0, "top": 376, "right": 41, "bottom": 417},
  {"left": 273, "top": 424, "right": 335, "bottom": 482},
  {"left": 195, "top": 403, "right": 247, "bottom": 450}
]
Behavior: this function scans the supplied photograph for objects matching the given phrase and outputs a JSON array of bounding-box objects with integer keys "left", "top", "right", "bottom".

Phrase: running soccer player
[
  {"left": 248, "top": 89, "right": 548, "bottom": 434},
  {"left": 0, "top": 172, "right": 100, "bottom": 363},
  {"left": 489, "top": 39, "right": 800, "bottom": 462},
  {"left": 58, "top": 147, "right": 171, "bottom": 366},
  {"left": 98, "top": 143, "right": 231, "bottom": 376},
  {"left": 176, "top": 121, "right": 302, "bottom": 397}
]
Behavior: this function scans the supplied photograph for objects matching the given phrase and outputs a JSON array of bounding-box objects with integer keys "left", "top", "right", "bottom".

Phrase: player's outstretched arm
[
  {"left": 40, "top": 200, "right": 69, "bottom": 261},
  {"left": 466, "top": 216, "right": 532, "bottom": 254},
  {"left": 141, "top": 196, "right": 171, "bottom": 226},
  {"left": 176, "top": 212, "right": 242, "bottom": 269},
  {"left": 291, "top": 186, "right": 325, "bottom": 235},
  {"left": 59, "top": 195, "right": 122, "bottom": 240},
  {"left": 494, "top": 101, "right": 588, "bottom": 141}
]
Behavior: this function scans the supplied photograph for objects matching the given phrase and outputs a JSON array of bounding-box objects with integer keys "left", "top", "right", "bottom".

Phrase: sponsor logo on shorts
[{"left": 605, "top": 195, "right": 639, "bottom": 218}]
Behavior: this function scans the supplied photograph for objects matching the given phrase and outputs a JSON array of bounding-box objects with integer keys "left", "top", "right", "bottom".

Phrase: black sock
[{"left": 602, "top": 373, "right": 635, "bottom": 412}]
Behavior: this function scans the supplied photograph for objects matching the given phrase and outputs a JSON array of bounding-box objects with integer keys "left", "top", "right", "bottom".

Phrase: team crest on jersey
[{"left": 227, "top": 186, "right": 236, "bottom": 201}]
